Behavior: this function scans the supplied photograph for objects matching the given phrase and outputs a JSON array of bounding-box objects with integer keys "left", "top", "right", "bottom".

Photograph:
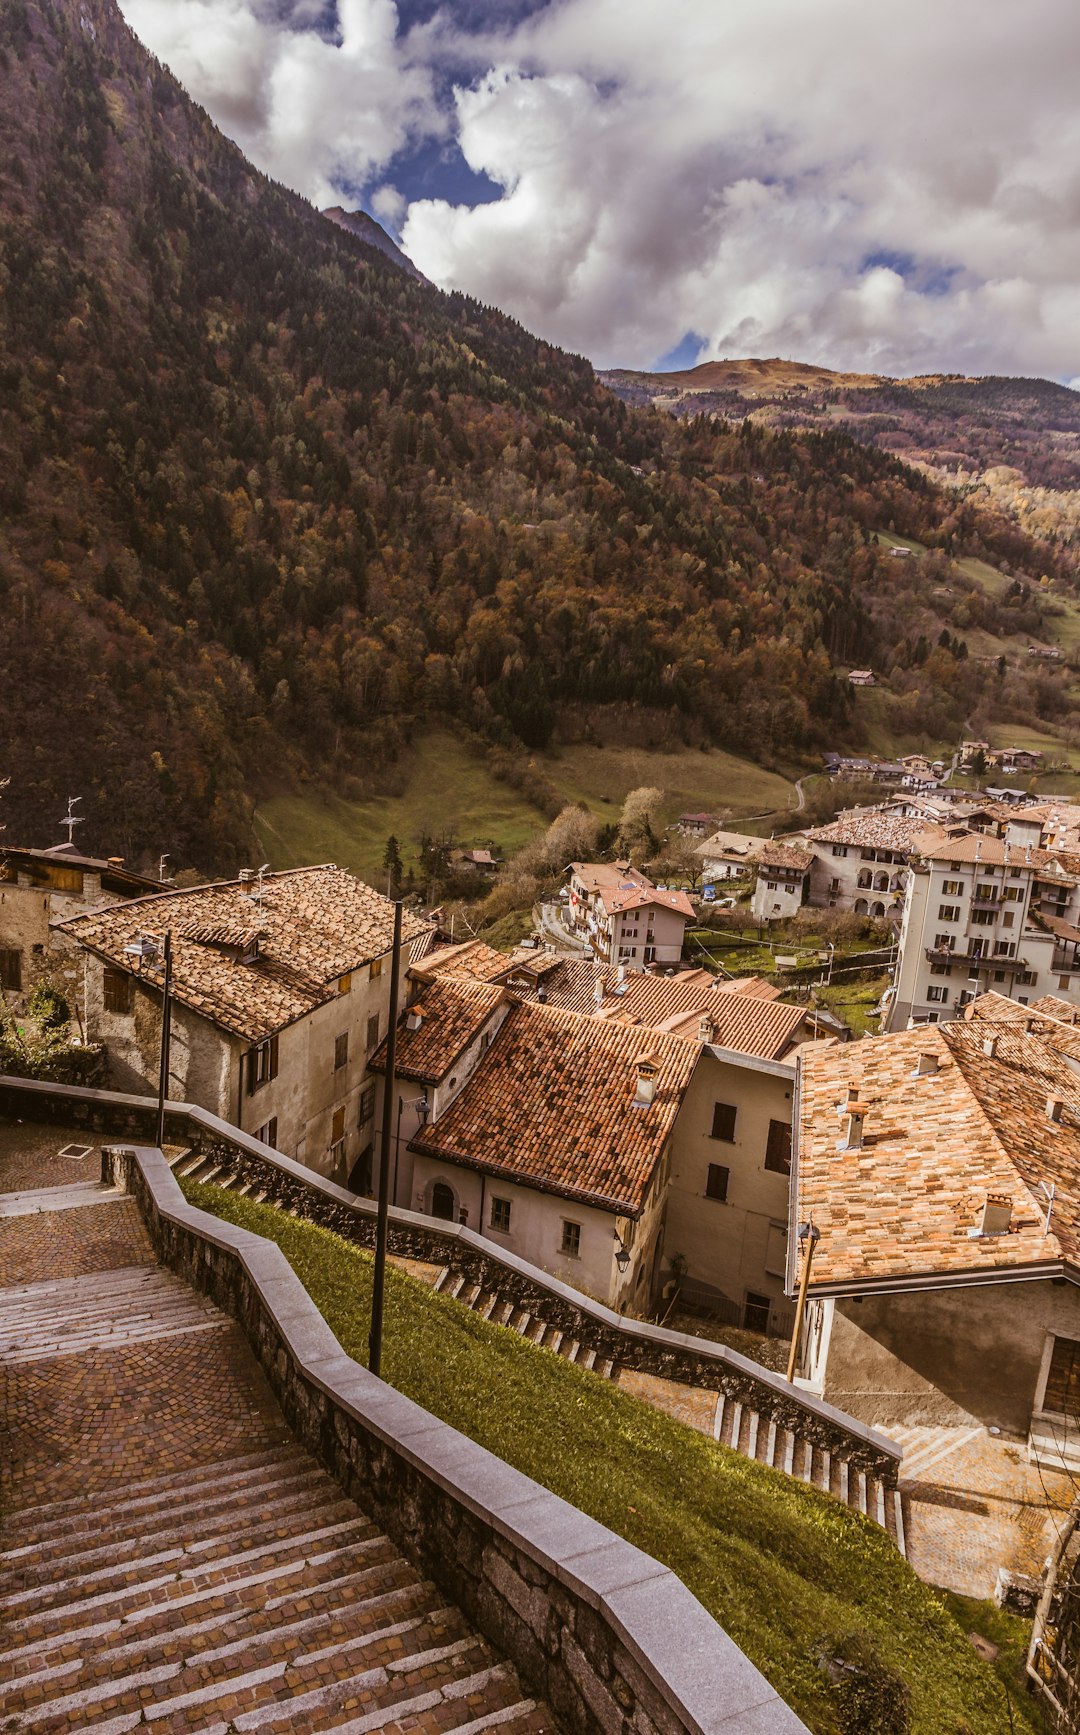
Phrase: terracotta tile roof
[
  {"left": 369, "top": 977, "right": 506, "bottom": 1085},
  {"left": 755, "top": 842, "right": 814, "bottom": 874},
  {"left": 60, "top": 867, "right": 431, "bottom": 1043},
  {"left": 804, "top": 814, "right": 943, "bottom": 853},
  {"left": 724, "top": 975, "right": 782, "bottom": 1000},
  {"left": 500, "top": 961, "right": 802, "bottom": 1058},
  {"left": 921, "top": 831, "right": 1080, "bottom": 877},
  {"left": 795, "top": 1013, "right": 1080, "bottom": 1291},
  {"left": 409, "top": 1001, "right": 699, "bottom": 1214},
  {"left": 596, "top": 883, "right": 696, "bottom": 919},
  {"left": 419, "top": 939, "right": 510, "bottom": 982},
  {"left": 695, "top": 829, "right": 759, "bottom": 861},
  {"left": 569, "top": 861, "right": 651, "bottom": 894}
]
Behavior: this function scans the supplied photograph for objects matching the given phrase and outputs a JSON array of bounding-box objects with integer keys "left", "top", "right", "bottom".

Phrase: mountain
[
  {"left": 602, "top": 358, "right": 1080, "bottom": 506},
  {"left": 0, "top": 0, "right": 1075, "bottom": 871},
  {"left": 321, "top": 206, "right": 428, "bottom": 283}
]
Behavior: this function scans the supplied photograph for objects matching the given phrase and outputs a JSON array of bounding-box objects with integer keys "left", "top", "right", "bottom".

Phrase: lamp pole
[
  {"left": 155, "top": 931, "right": 173, "bottom": 1151},
  {"left": 785, "top": 1219, "right": 820, "bottom": 1385},
  {"left": 369, "top": 900, "right": 402, "bottom": 1378}
]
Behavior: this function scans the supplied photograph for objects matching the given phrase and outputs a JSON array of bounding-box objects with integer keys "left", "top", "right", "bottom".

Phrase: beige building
[
  {"left": 695, "top": 828, "right": 758, "bottom": 884},
  {"left": 60, "top": 866, "right": 432, "bottom": 1188},
  {"left": 565, "top": 862, "right": 694, "bottom": 968},
  {"left": 750, "top": 843, "right": 813, "bottom": 922},
  {"left": 0, "top": 844, "right": 158, "bottom": 1005},
  {"left": 789, "top": 1002, "right": 1080, "bottom": 1470}
]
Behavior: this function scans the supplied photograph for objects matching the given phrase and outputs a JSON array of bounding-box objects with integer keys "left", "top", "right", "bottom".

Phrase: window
[
  {"left": 1043, "top": 1335, "right": 1080, "bottom": 1416},
  {"left": 765, "top": 1224, "right": 787, "bottom": 1278},
  {"left": 366, "top": 1013, "right": 380, "bottom": 1053},
  {"left": 926, "top": 985, "right": 949, "bottom": 1003},
  {"left": 1003, "top": 886, "right": 1023, "bottom": 902},
  {"left": 331, "top": 1105, "right": 346, "bottom": 1145},
  {"left": 831, "top": 845, "right": 848, "bottom": 858},
  {"left": 102, "top": 966, "right": 132, "bottom": 1013},
  {"left": 334, "top": 1031, "right": 349, "bottom": 1071},
  {"left": 993, "top": 941, "right": 1014, "bottom": 956},
  {"left": 246, "top": 1035, "right": 279, "bottom": 1094},
  {"left": 254, "top": 1117, "right": 278, "bottom": 1149},
  {"left": 710, "top": 1101, "right": 737, "bottom": 1142},
  {"left": 971, "top": 909, "right": 996, "bottom": 926},
  {"left": 744, "top": 1292, "right": 771, "bottom": 1334},
  {"left": 829, "top": 878, "right": 840, "bottom": 893},
  {"left": 358, "top": 1083, "right": 375, "bottom": 1126},
  {"left": 1017, "top": 970, "right": 1037, "bottom": 986},
  {"left": 560, "top": 1220, "right": 581, "bottom": 1257},
  {"left": 490, "top": 1197, "right": 511, "bottom": 1233},
  {"left": 348, "top": 1144, "right": 373, "bottom": 1195},
  {"left": 930, "top": 963, "right": 953, "bottom": 977},
  {"left": 974, "top": 883, "right": 997, "bottom": 902},
  {"left": 764, "top": 1119, "right": 792, "bottom": 1175},
  {"left": 705, "top": 1163, "right": 729, "bottom": 1201},
  {"left": 1002, "top": 912, "right": 1015, "bottom": 928},
  {"left": 369, "top": 956, "right": 383, "bottom": 980},
  {"left": 0, "top": 947, "right": 23, "bottom": 992},
  {"left": 938, "top": 904, "right": 960, "bottom": 922},
  {"left": 1061, "top": 976, "right": 1073, "bottom": 991},
  {"left": 338, "top": 972, "right": 353, "bottom": 994},
  {"left": 933, "top": 934, "right": 954, "bottom": 952}
]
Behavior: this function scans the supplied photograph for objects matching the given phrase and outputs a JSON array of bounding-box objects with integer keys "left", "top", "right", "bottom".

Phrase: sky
[{"left": 118, "top": 0, "right": 1080, "bottom": 383}]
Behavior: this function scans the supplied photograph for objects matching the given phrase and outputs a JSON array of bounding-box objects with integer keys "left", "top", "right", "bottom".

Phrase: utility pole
[{"left": 368, "top": 900, "right": 402, "bottom": 1378}]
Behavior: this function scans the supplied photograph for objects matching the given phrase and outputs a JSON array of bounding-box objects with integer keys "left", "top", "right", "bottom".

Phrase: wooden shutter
[
  {"left": 1044, "top": 1337, "right": 1080, "bottom": 1416},
  {"left": 269, "top": 1034, "right": 279, "bottom": 1080}
]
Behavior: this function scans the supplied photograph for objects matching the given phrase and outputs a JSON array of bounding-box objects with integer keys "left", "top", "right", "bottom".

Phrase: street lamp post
[
  {"left": 369, "top": 900, "right": 402, "bottom": 1379},
  {"left": 123, "top": 931, "right": 173, "bottom": 1151},
  {"left": 785, "top": 1218, "right": 821, "bottom": 1385}
]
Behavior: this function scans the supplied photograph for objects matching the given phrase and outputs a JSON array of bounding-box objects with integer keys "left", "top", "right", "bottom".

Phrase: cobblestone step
[
  {"left": 0, "top": 1264, "right": 226, "bottom": 1362},
  {"left": 0, "top": 1181, "right": 124, "bottom": 1218}
]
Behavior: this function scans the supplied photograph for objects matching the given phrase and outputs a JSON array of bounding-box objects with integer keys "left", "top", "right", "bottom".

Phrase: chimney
[
  {"left": 1047, "top": 1096, "right": 1065, "bottom": 1124},
  {"left": 633, "top": 1056, "right": 659, "bottom": 1108},
  {"left": 617, "top": 963, "right": 627, "bottom": 988},
  {"left": 840, "top": 1092, "right": 866, "bottom": 1149},
  {"left": 979, "top": 1194, "right": 1012, "bottom": 1236},
  {"left": 406, "top": 1007, "right": 423, "bottom": 1033},
  {"left": 983, "top": 1035, "right": 998, "bottom": 1058},
  {"left": 698, "top": 1013, "right": 714, "bottom": 1044},
  {"left": 593, "top": 979, "right": 604, "bottom": 1010},
  {"left": 915, "top": 1051, "right": 939, "bottom": 1077}
]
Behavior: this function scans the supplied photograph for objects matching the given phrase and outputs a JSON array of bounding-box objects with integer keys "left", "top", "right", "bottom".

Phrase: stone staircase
[
  {"left": 0, "top": 1186, "right": 553, "bottom": 1734},
  {"left": 167, "top": 1147, "right": 905, "bottom": 1554}
]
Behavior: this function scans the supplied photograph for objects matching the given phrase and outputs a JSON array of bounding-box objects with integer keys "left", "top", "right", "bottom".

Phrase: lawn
[
  {"left": 182, "top": 1184, "right": 1037, "bottom": 1735},
  {"left": 254, "top": 730, "right": 551, "bottom": 882},
  {"left": 536, "top": 741, "right": 797, "bottom": 824}
]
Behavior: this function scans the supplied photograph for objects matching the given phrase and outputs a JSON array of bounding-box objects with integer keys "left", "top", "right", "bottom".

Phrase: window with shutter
[
  {"left": 705, "top": 1163, "right": 729, "bottom": 1201},
  {"left": 1044, "top": 1336, "right": 1080, "bottom": 1416},
  {"left": 102, "top": 967, "right": 132, "bottom": 1013},
  {"left": 764, "top": 1119, "right": 792, "bottom": 1174},
  {"left": 0, "top": 949, "right": 23, "bottom": 992},
  {"left": 710, "top": 1102, "right": 737, "bottom": 1142}
]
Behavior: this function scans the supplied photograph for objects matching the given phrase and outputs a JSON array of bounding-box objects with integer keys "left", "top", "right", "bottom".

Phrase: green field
[
  {"left": 536, "top": 741, "right": 797, "bottom": 822},
  {"left": 254, "top": 732, "right": 799, "bottom": 883},
  {"left": 182, "top": 1183, "right": 1040, "bottom": 1735}
]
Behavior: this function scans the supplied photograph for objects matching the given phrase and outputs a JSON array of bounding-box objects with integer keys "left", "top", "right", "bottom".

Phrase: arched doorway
[{"left": 431, "top": 1180, "right": 455, "bottom": 1220}]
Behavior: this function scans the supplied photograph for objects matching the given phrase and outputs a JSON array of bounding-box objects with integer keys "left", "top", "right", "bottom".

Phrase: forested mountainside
[
  {"left": 0, "top": 0, "right": 1074, "bottom": 869},
  {"left": 602, "top": 359, "right": 1080, "bottom": 511}
]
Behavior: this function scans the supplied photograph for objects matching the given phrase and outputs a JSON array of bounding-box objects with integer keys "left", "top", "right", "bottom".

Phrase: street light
[
  {"left": 123, "top": 930, "right": 173, "bottom": 1150},
  {"left": 613, "top": 1230, "right": 632, "bottom": 1272},
  {"left": 369, "top": 900, "right": 402, "bottom": 1379},
  {"left": 393, "top": 1091, "right": 429, "bottom": 1207},
  {"left": 785, "top": 1218, "right": 821, "bottom": 1384}
]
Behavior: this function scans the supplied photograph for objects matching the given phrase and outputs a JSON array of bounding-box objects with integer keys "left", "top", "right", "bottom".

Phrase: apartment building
[
  {"left": 888, "top": 831, "right": 1080, "bottom": 1030},
  {"left": 565, "top": 861, "right": 694, "bottom": 968}
]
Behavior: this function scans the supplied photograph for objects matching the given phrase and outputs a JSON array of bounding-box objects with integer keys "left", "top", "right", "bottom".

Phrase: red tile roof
[
  {"left": 419, "top": 939, "right": 510, "bottom": 982},
  {"left": 796, "top": 1012, "right": 1080, "bottom": 1292},
  {"left": 409, "top": 1001, "right": 699, "bottom": 1215},
  {"left": 60, "top": 867, "right": 431, "bottom": 1043},
  {"left": 596, "top": 884, "right": 696, "bottom": 919},
  {"left": 369, "top": 978, "right": 506, "bottom": 1085}
]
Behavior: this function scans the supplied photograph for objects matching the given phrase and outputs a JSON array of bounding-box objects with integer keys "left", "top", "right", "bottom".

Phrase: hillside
[
  {"left": 321, "top": 205, "right": 428, "bottom": 283},
  {"left": 0, "top": 0, "right": 1076, "bottom": 871}
]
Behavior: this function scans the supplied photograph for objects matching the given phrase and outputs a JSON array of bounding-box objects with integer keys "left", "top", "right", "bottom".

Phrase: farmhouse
[{"left": 0, "top": 843, "right": 158, "bottom": 1005}]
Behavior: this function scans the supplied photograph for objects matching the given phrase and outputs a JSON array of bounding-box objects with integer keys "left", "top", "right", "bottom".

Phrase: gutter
[{"left": 804, "top": 1258, "right": 1077, "bottom": 1300}]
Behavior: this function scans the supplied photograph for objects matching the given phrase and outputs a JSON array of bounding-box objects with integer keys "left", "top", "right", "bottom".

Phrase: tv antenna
[
  {"left": 61, "top": 796, "right": 84, "bottom": 848},
  {"left": 158, "top": 854, "right": 170, "bottom": 882}
]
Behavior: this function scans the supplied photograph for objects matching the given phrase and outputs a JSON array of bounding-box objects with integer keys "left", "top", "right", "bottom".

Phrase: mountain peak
[{"left": 321, "top": 207, "right": 427, "bottom": 283}]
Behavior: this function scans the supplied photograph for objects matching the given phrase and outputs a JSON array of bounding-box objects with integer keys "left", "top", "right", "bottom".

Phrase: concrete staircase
[{"left": 167, "top": 1147, "right": 905, "bottom": 1555}]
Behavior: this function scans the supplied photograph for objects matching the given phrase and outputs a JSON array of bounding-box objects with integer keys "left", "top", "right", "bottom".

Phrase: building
[
  {"left": 847, "top": 670, "right": 876, "bottom": 686},
  {"left": 793, "top": 811, "right": 943, "bottom": 920},
  {"left": 407, "top": 999, "right": 700, "bottom": 1309},
  {"left": 565, "top": 862, "right": 694, "bottom": 968},
  {"left": 695, "top": 827, "right": 759, "bottom": 883},
  {"left": 60, "top": 865, "right": 432, "bottom": 1188},
  {"left": 888, "top": 829, "right": 1080, "bottom": 1029},
  {"left": 0, "top": 844, "right": 159, "bottom": 1005},
  {"left": 676, "top": 812, "right": 719, "bottom": 839},
  {"left": 750, "top": 843, "right": 813, "bottom": 922},
  {"left": 788, "top": 1005, "right": 1080, "bottom": 1469}
]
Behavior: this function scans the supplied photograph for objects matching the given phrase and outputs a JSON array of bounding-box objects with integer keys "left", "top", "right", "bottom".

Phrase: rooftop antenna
[
  {"left": 158, "top": 854, "right": 170, "bottom": 882},
  {"left": 252, "top": 863, "right": 271, "bottom": 904},
  {"left": 0, "top": 773, "right": 8, "bottom": 833},
  {"left": 61, "top": 796, "right": 84, "bottom": 848}
]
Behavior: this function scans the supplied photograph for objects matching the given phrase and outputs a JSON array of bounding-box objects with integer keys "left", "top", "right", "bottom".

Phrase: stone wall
[
  {"left": 104, "top": 1140, "right": 809, "bottom": 1735},
  {"left": 0, "top": 1072, "right": 900, "bottom": 1482}
]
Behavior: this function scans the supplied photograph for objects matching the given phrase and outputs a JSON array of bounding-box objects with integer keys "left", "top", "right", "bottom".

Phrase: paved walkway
[{"left": 0, "top": 1119, "right": 554, "bottom": 1734}]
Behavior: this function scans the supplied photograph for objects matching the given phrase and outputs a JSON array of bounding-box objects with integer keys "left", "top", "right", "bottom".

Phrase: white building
[
  {"left": 565, "top": 861, "right": 694, "bottom": 968},
  {"left": 750, "top": 844, "right": 813, "bottom": 922}
]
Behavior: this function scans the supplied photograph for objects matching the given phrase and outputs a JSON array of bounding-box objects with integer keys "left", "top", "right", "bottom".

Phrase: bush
[
  {"left": 828, "top": 1632, "right": 912, "bottom": 1734},
  {"left": 28, "top": 980, "right": 70, "bottom": 1030}
]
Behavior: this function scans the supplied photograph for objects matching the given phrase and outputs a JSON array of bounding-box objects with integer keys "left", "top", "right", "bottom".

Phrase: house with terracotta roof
[
  {"left": 0, "top": 843, "right": 160, "bottom": 1006},
  {"left": 60, "top": 866, "right": 433, "bottom": 1188},
  {"left": 750, "top": 843, "right": 813, "bottom": 922},
  {"left": 794, "top": 811, "right": 944, "bottom": 922},
  {"left": 789, "top": 1007, "right": 1080, "bottom": 1467},
  {"left": 407, "top": 1000, "right": 700, "bottom": 1308},
  {"left": 565, "top": 861, "right": 694, "bottom": 969},
  {"left": 695, "top": 828, "right": 759, "bottom": 884}
]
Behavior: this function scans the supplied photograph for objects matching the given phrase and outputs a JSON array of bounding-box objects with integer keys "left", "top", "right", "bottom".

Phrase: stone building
[
  {"left": 0, "top": 844, "right": 158, "bottom": 1006},
  {"left": 60, "top": 865, "right": 432, "bottom": 1188}
]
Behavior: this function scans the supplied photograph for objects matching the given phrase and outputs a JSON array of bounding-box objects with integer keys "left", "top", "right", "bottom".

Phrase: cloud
[{"left": 119, "top": 0, "right": 1080, "bottom": 379}]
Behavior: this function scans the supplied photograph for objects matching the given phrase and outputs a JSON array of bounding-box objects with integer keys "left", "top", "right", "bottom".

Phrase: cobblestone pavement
[
  {"left": 882, "top": 1424, "right": 1076, "bottom": 1597},
  {"left": 0, "top": 1118, "right": 104, "bottom": 1193},
  {"left": 0, "top": 1120, "right": 555, "bottom": 1734}
]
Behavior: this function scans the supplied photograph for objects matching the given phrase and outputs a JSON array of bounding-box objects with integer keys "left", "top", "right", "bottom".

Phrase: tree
[
  {"left": 617, "top": 786, "right": 665, "bottom": 861},
  {"left": 381, "top": 834, "right": 403, "bottom": 896}
]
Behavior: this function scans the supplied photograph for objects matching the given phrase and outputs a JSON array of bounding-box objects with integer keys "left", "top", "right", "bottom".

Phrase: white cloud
[{"left": 119, "top": 0, "right": 1080, "bottom": 379}]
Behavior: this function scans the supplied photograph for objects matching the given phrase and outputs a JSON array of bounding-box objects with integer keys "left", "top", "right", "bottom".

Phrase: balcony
[{"left": 924, "top": 945, "right": 1028, "bottom": 974}]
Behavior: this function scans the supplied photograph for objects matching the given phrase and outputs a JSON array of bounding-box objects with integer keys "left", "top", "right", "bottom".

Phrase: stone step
[
  {"left": 0, "top": 1182, "right": 123, "bottom": 1218},
  {"left": 0, "top": 1265, "right": 226, "bottom": 1363}
]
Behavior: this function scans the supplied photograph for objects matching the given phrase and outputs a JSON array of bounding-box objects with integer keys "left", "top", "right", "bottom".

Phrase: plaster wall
[
  {"left": 819, "top": 1278, "right": 1080, "bottom": 1433},
  {"left": 665, "top": 1050, "right": 794, "bottom": 1328}
]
